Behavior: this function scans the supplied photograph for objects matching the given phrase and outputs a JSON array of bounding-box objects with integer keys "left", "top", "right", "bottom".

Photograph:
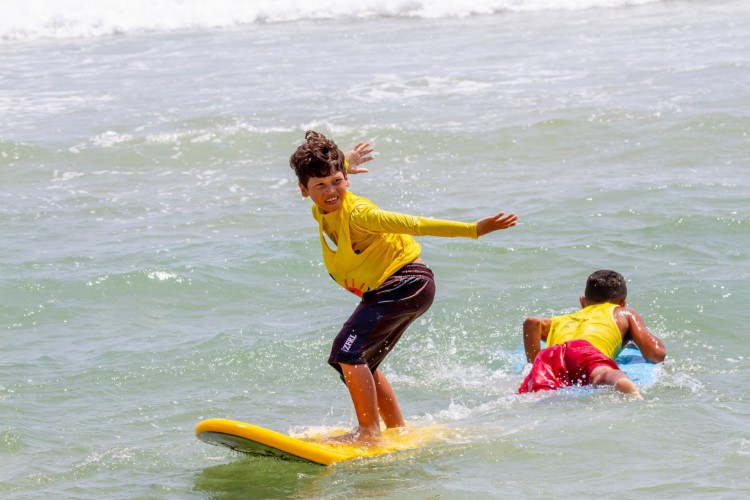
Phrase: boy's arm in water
[
  {"left": 523, "top": 316, "right": 551, "bottom": 363},
  {"left": 618, "top": 307, "right": 666, "bottom": 363}
]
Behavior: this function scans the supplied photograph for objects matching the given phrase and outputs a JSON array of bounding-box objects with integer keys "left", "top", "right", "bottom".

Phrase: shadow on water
[{"left": 192, "top": 455, "right": 330, "bottom": 499}]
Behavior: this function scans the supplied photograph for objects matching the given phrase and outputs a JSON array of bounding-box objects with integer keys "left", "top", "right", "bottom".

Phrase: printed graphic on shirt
[{"left": 343, "top": 278, "right": 369, "bottom": 297}]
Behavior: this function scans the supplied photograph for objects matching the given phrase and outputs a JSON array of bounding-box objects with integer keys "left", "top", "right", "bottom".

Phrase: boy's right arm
[
  {"left": 523, "top": 317, "right": 551, "bottom": 363},
  {"left": 621, "top": 308, "right": 666, "bottom": 363}
]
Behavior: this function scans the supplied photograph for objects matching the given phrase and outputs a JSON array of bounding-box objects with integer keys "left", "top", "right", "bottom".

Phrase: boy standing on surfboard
[
  {"left": 520, "top": 270, "right": 666, "bottom": 399},
  {"left": 290, "top": 131, "right": 518, "bottom": 443}
]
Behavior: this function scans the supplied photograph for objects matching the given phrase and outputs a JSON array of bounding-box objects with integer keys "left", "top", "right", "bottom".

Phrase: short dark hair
[
  {"left": 585, "top": 270, "right": 627, "bottom": 303},
  {"left": 289, "top": 130, "right": 346, "bottom": 187}
]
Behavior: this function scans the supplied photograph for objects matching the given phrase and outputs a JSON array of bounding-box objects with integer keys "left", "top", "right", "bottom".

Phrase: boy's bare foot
[{"left": 326, "top": 426, "right": 381, "bottom": 446}]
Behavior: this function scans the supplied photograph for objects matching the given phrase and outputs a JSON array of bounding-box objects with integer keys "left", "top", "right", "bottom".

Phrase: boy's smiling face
[{"left": 299, "top": 170, "right": 350, "bottom": 213}]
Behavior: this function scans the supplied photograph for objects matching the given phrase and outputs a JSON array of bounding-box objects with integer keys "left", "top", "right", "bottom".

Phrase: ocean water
[{"left": 1, "top": 0, "right": 749, "bottom": 498}]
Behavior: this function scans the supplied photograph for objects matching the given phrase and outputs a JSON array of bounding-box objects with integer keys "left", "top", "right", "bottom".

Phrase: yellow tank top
[
  {"left": 312, "top": 191, "right": 476, "bottom": 297},
  {"left": 546, "top": 302, "right": 623, "bottom": 359}
]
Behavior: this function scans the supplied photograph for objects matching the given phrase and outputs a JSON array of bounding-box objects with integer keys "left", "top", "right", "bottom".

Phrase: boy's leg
[
  {"left": 565, "top": 340, "right": 643, "bottom": 399},
  {"left": 327, "top": 264, "right": 435, "bottom": 443},
  {"left": 340, "top": 363, "right": 381, "bottom": 440},
  {"left": 373, "top": 368, "right": 404, "bottom": 428},
  {"left": 518, "top": 344, "right": 570, "bottom": 393},
  {"left": 590, "top": 366, "right": 643, "bottom": 399}
]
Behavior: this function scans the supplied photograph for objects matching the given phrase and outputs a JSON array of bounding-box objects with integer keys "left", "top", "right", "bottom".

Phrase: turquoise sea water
[{"left": 2, "top": 0, "right": 749, "bottom": 497}]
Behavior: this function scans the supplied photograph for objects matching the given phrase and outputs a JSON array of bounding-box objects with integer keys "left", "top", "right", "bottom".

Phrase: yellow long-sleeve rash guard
[{"left": 313, "top": 191, "right": 477, "bottom": 297}]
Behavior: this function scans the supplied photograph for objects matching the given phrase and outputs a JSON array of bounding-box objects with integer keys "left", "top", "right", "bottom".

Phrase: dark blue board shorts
[{"left": 328, "top": 263, "right": 435, "bottom": 377}]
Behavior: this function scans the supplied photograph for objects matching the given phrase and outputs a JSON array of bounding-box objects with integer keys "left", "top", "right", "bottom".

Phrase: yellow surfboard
[{"left": 196, "top": 418, "right": 440, "bottom": 466}]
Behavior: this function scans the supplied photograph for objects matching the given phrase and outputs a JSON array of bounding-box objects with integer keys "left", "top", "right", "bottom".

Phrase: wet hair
[
  {"left": 289, "top": 130, "right": 346, "bottom": 187},
  {"left": 585, "top": 270, "right": 628, "bottom": 304}
]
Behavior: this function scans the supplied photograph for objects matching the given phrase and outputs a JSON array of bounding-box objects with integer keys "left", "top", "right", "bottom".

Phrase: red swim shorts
[{"left": 518, "top": 339, "right": 620, "bottom": 393}]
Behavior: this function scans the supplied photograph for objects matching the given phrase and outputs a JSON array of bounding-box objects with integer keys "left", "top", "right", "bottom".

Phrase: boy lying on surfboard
[
  {"left": 520, "top": 270, "right": 666, "bottom": 399},
  {"left": 289, "top": 131, "right": 518, "bottom": 444}
]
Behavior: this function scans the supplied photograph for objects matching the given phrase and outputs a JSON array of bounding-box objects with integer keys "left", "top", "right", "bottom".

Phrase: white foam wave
[{"left": 2, "top": 0, "right": 665, "bottom": 42}]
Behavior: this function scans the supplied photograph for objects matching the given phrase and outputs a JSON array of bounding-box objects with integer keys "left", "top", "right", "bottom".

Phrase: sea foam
[{"left": 1, "top": 0, "right": 664, "bottom": 42}]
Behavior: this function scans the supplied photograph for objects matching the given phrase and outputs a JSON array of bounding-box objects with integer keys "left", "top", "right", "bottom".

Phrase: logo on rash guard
[
  {"left": 344, "top": 278, "right": 368, "bottom": 298},
  {"left": 342, "top": 334, "right": 357, "bottom": 352}
]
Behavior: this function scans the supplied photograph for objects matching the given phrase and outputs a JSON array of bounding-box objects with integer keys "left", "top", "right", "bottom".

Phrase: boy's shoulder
[
  {"left": 613, "top": 305, "right": 640, "bottom": 317},
  {"left": 349, "top": 192, "right": 377, "bottom": 209}
]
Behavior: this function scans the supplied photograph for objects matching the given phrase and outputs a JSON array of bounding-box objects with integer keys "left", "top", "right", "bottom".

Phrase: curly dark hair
[
  {"left": 289, "top": 130, "right": 347, "bottom": 187},
  {"left": 585, "top": 270, "right": 628, "bottom": 304}
]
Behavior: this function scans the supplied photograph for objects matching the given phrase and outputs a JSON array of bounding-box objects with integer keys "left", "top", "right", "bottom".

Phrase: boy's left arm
[{"left": 476, "top": 212, "right": 518, "bottom": 236}]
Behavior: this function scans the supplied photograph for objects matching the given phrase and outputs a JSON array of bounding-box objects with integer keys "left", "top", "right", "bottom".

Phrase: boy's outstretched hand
[
  {"left": 345, "top": 142, "right": 374, "bottom": 174},
  {"left": 476, "top": 212, "right": 519, "bottom": 237}
]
